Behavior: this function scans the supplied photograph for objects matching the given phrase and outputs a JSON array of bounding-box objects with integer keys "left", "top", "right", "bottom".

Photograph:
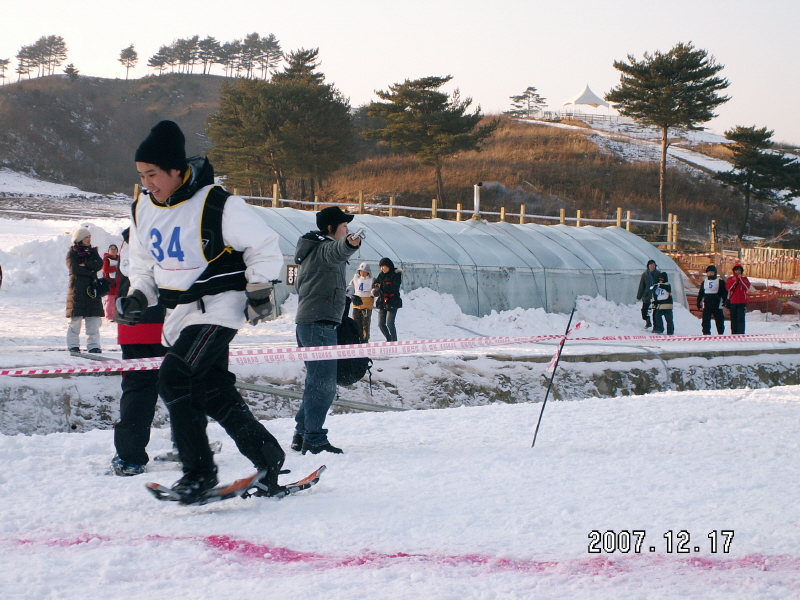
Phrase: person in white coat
[
  {"left": 117, "top": 120, "right": 288, "bottom": 503},
  {"left": 349, "top": 262, "right": 374, "bottom": 341}
]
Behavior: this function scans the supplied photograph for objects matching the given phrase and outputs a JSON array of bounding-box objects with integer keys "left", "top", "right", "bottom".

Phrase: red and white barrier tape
[{"left": 3, "top": 330, "right": 800, "bottom": 378}]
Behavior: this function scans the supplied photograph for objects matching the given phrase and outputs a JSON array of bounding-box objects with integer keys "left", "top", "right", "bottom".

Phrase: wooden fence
[
  {"left": 668, "top": 249, "right": 800, "bottom": 282},
  {"left": 202, "top": 183, "right": 678, "bottom": 248}
]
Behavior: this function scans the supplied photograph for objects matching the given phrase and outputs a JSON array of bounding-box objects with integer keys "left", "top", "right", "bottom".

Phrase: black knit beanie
[{"left": 135, "top": 120, "right": 186, "bottom": 172}]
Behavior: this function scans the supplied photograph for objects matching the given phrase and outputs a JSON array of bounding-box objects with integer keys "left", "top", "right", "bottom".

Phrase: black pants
[
  {"left": 729, "top": 304, "right": 747, "bottom": 335},
  {"left": 158, "top": 324, "right": 284, "bottom": 478},
  {"left": 653, "top": 308, "right": 674, "bottom": 335},
  {"left": 701, "top": 305, "right": 725, "bottom": 335},
  {"left": 114, "top": 342, "right": 167, "bottom": 465},
  {"left": 641, "top": 300, "right": 652, "bottom": 326}
]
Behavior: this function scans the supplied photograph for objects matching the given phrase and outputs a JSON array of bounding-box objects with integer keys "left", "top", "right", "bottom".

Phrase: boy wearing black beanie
[
  {"left": 697, "top": 265, "right": 727, "bottom": 335},
  {"left": 119, "top": 120, "right": 291, "bottom": 503}
]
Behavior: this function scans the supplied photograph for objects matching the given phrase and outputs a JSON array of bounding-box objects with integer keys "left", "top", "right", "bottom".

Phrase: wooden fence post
[
  {"left": 667, "top": 213, "right": 673, "bottom": 244},
  {"left": 576, "top": 209, "right": 582, "bottom": 227},
  {"left": 456, "top": 203, "right": 462, "bottom": 222},
  {"left": 133, "top": 184, "right": 141, "bottom": 201},
  {"left": 358, "top": 191, "right": 365, "bottom": 214},
  {"left": 431, "top": 198, "right": 437, "bottom": 219},
  {"left": 616, "top": 207, "right": 622, "bottom": 227},
  {"left": 559, "top": 208, "right": 565, "bottom": 225},
  {"left": 314, "top": 195, "right": 319, "bottom": 211},
  {"left": 626, "top": 210, "right": 632, "bottom": 232},
  {"left": 500, "top": 206, "right": 506, "bottom": 222},
  {"left": 520, "top": 204, "right": 526, "bottom": 225},
  {"left": 272, "top": 183, "right": 279, "bottom": 208},
  {"left": 673, "top": 216, "right": 679, "bottom": 250},
  {"left": 389, "top": 196, "right": 395, "bottom": 217}
]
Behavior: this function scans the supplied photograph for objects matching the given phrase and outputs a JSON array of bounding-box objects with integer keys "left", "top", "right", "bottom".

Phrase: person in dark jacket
[
  {"left": 636, "top": 260, "right": 661, "bottom": 329},
  {"left": 110, "top": 229, "right": 168, "bottom": 476},
  {"left": 66, "top": 226, "right": 104, "bottom": 353},
  {"left": 697, "top": 265, "right": 727, "bottom": 335},
  {"left": 726, "top": 263, "right": 751, "bottom": 334},
  {"left": 372, "top": 257, "right": 403, "bottom": 342},
  {"left": 292, "top": 205, "right": 362, "bottom": 455},
  {"left": 651, "top": 271, "right": 674, "bottom": 335}
]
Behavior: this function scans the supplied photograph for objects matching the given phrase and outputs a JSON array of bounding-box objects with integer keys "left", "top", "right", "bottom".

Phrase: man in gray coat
[
  {"left": 292, "top": 206, "right": 362, "bottom": 455},
  {"left": 636, "top": 259, "right": 661, "bottom": 329}
]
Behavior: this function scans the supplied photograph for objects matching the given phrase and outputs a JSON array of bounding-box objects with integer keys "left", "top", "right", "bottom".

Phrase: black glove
[
  {"left": 244, "top": 282, "right": 275, "bottom": 326},
  {"left": 351, "top": 295, "right": 363, "bottom": 307},
  {"left": 115, "top": 289, "right": 148, "bottom": 325}
]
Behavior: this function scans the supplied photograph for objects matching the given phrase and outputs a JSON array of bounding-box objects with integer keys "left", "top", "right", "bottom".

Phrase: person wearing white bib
[
  {"left": 650, "top": 271, "right": 674, "bottom": 335},
  {"left": 118, "top": 120, "right": 289, "bottom": 503},
  {"left": 697, "top": 265, "right": 727, "bottom": 335}
]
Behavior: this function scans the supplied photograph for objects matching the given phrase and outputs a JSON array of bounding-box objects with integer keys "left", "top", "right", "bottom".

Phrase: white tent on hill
[{"left": 563, "top": 85, "right": 610, "bottom": 111}]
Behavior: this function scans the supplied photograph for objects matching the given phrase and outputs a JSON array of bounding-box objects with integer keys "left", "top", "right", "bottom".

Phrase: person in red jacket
[
  {"left": 726, "top": 263, "right": 751, "bottom": 335},
  {"left": 102, "top": 244, "right": 120, "bottom": 321},
  {"left": 110, "top": 230, "right": 167, "bottom": 476}
]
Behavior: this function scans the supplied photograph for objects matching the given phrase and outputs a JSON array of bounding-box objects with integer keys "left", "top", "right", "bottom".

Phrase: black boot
[
  {"left": 301, "top": 441, "right": 343, "bottom": 455},
  {"left": 290, "top": 433, "right": 303, "bottom": 452},
  {"left": 171, "top": 469, "right": 218, "bottom": 503}
]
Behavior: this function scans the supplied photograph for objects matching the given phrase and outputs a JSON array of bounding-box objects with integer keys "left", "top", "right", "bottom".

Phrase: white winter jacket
[{"left": 128, "top": 186, "right": 283, "bottom": 347}]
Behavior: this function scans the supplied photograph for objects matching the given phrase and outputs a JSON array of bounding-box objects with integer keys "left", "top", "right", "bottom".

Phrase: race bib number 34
[{"left": 150, "top": 227, "right": 186, "bottom": 262}]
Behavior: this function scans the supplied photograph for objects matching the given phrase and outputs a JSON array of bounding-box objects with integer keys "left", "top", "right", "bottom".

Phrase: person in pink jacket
[
  {"left": 102, "top": 244, "right": 120, "bottom": 320},
  {"left": 725, "top": 263, "right": 751, "bottom": 334}
]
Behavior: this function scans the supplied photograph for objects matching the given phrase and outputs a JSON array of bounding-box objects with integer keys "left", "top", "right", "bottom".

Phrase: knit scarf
[{"left": 74, "top": 242, "right": 92, "bottom": 259}]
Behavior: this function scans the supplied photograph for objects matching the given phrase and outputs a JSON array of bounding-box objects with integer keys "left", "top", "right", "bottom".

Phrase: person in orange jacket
[{"left": 725, "top": 263, "right": 751, "bottom": 334}]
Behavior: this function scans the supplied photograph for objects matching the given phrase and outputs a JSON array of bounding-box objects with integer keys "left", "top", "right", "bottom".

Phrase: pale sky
[{"left": 4, "top": 0, "right": 800, "bottom": 144}]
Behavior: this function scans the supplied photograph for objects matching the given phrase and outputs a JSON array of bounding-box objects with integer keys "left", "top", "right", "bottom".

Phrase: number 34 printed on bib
[{"left": 150, "top": 227, "right": 185, "bottom": 262}]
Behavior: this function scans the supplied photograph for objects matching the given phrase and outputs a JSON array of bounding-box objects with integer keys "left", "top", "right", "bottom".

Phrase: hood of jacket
[
  {"left": 294, "top": 231, "right": 328, "bottom": 264},
  {"left": 163, "top": 155, "right": 215, "bottom": 207}
]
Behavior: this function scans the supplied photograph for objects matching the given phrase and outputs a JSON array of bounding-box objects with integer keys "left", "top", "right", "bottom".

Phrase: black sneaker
[
  {"left": 87, "top": 348, "right": 102, "bottom": 354},
  {"left": 111, "top": 454, "right": 146, "bottom": 476},
  {"left": 290, "top": 433, "right": 303, "bottom": 452},
  {"left": 68, "top": 347, "right": 80, "bottom": 353},
  {"left": 301, "top": 441, "right": 343, "bottom": 455},
  {"left": 171, "top": 471, "right": 219, "bottom": 503}
]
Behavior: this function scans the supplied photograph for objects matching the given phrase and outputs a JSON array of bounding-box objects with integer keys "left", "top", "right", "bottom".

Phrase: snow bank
[{"left": 0, "top": 219, "right": 124, "bottom": 295}]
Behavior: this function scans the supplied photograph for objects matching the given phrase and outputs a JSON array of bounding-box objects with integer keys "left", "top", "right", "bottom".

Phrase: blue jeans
[
  {"left": 295, "top": 322, "right": 339, "bottom": 446},
  {"left": 378, "top": 310, "right": 398, "bottom": 341}
]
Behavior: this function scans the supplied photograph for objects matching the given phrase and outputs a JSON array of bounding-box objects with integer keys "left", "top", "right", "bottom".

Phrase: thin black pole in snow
[{"left": 531, "top": 306, "right": 576, "bottom": 448}]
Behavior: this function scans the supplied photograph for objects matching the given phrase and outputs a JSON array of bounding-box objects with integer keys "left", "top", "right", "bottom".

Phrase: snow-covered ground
[{"left": 3, "top": 186, "right": 800, "bottom": 598}]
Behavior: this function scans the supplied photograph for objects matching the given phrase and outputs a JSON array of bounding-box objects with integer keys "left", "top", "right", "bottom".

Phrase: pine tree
[
  {"left": 715, "top": 126, "right": 800, "bottom": 239},
  {"left": 207, "top": 49, "right": 354, "bottom": 199},
  {"left": 118, "top": 44, "right": 138, "bottom": 79},
  {"left": 63, "top": 63, "right": 79, "bottom": 81},
  {"left": 506, "top": 86, "right": 546, "bottom": 118},
  {"left": 15, "top": 46, "right": 35, "bottom": 81},
  {"left": 258, "top": 34, "right": 282, "bottom": 79},
  {"left": 197, "top": 36, "right": 220, "bottom": 74},
  {"left": 272, "top": 48, "right": 324, "bottom": 84},
  {"left": 365, "top": 75, "right": 498, "bottom": 207},
  {"left": 605, "top": 42, "right": 730, "bottom": 232},
  {"left": 147, "top": 46, "right": 172, "bottom": 74},
  {"left": 0, "top": 58, "right": 10, "bottom": 84}
]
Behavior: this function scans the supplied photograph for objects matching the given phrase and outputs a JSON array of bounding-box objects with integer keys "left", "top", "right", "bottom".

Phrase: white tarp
[
  {"left": 251, "top": 207, "right": 684, "bottom": 316},
  {"left": 563, "top": 84, "right": 610, "bottom": 108}
]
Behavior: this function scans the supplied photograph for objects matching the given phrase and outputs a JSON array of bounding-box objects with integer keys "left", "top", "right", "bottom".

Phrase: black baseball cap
[{"left": 316, "top": 206, "right": 354, "bottom": 232}]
